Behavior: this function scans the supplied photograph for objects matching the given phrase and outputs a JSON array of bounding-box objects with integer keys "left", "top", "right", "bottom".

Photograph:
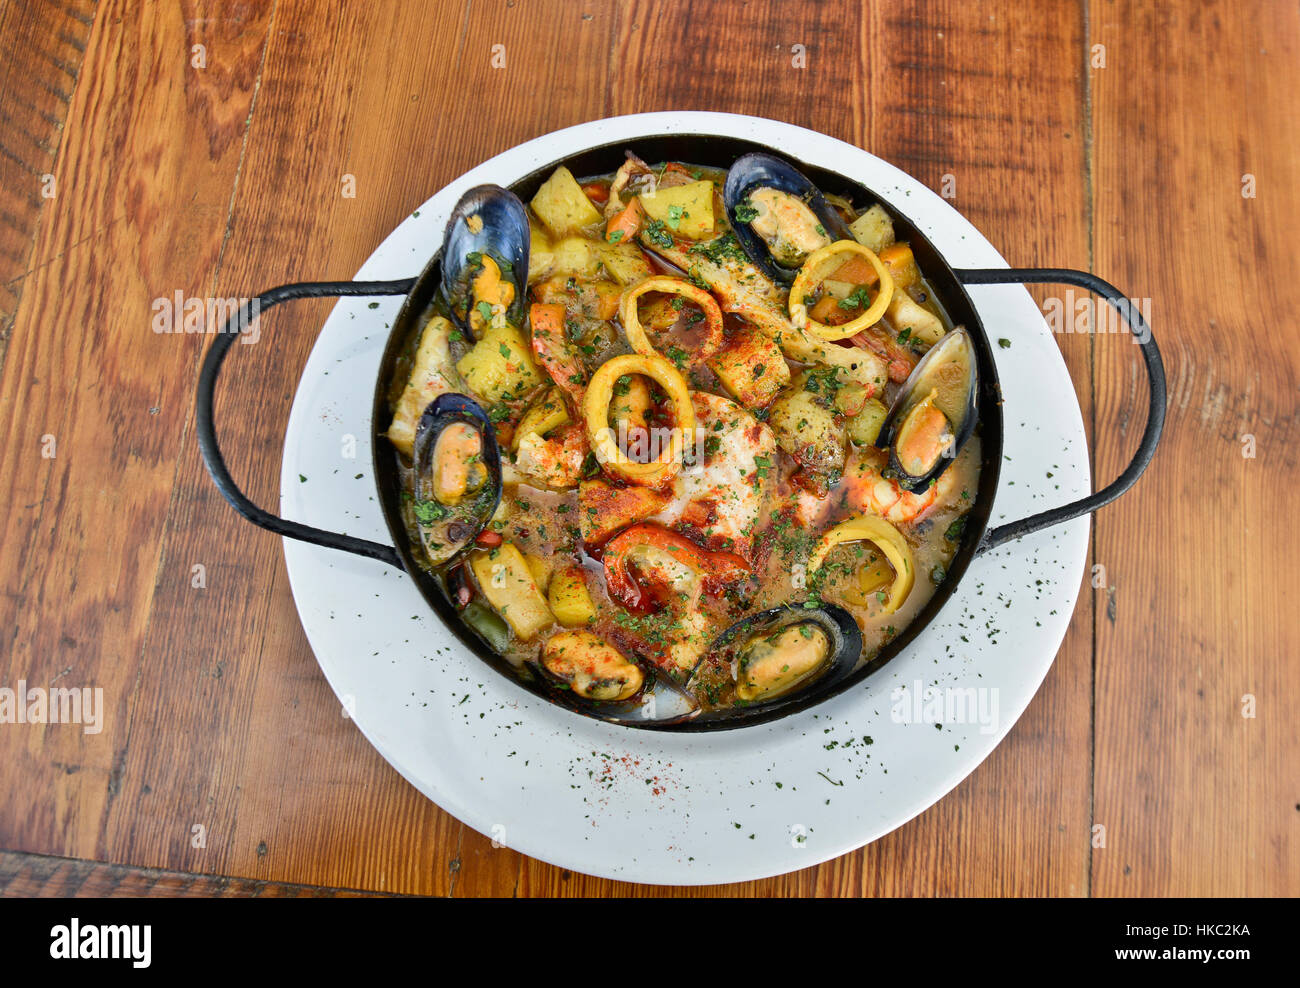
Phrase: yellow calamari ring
[
  {"left": 789, "top": 241, "right": 894, "bottom": 342},
  {"left": 583, "top": 353, "right": 696, "bottom": 487},
  {"left": 618, "top": 276, "right": 724, "bottom": 366},
  {"left": 808, "top": 514, "right": 915, "bottom": 614}
]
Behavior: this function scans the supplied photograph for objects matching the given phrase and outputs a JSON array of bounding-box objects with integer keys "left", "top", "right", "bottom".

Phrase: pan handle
[
  {"left": 954, "top": 267, "right": 1166, "bottom": 555},
  {"left": 196, "top": 279, "right": 416, "bottom": 569}
]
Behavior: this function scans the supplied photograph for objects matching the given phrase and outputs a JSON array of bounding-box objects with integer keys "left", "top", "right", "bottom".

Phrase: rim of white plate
[{"left": 277, "top": 111, "right": 1091, "bottom": 885}]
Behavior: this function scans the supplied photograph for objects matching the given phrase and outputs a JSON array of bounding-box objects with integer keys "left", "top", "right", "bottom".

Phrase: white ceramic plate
[{"left": 277, "top": 112, "right": 1090, "bottom": 885}]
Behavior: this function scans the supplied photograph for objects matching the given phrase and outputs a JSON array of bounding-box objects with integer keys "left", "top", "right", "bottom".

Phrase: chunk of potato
[
  {"left": 469, "top": 542, "right": 554, "bottom": 641},
  {"left": 537, "top": 235, "right": 652, "bottom": 289},
  {"left": 385, "top": 315, "right": 460, "bottom": 458},
  {"left": 525, "top": 553, "right": 553, "bottom": 593},
  {"left": 548, "top": 565, "right": 597, "bottom": 627},
  {"left": 848, "top": 396, "right": 889, "bottom": 446},
  {"left": 708, "top": 325, "right": 789, "bottom": 409},
  {"left": 457, "top": 324, "right": 545, "bottom": 403},
  {"left": 849, "top": 204, "right": 895, "bottom": 253},
  {"left": 531, "top": 166, "right": 603, "bottom": 237},
  {"left": 767, "top": 371, "right": 846, "bottom": 474},
  {"left": 639, "top": 180, "right": 715, "bottom": 239},
  {"left": 887, "top": 291, "right": 945, "bottom": 346},
  {"left": 550, "top": 236, "right": 601, "bottom": 278},
  {"left": 528, "top": 216, "right": 556, "bottom": 284},
  {"left": 513, "top": 387, "right": 571, "bottom": 452},
  {"left": 595, "top": 241, "right": 654, "bottom": 285}
]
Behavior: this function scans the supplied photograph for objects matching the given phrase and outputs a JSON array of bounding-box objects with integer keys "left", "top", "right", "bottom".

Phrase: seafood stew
[{"left": 377, "top": 138, "right": 1001, "bottom": 728}]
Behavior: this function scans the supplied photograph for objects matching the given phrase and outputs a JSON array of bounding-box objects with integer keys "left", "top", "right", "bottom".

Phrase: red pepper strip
[{"left": 602, "top": 523, "right": 750, "bottom": 613}]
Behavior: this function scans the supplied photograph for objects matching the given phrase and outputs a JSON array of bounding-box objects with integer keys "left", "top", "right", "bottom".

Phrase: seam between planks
[
  {"left": 210, "top": 0, "right": 280, "bottom": 289},
  {"left": 0, "top": 847, "right": 409, "bottom": 897},
  {"left": 94, "top": 0, "right": 282, "bottom": 859},
  {"left": 0, "top": 0, "right": 101, "bottom": 375},
  {"left": 1081, "top": 0, "right": 1097, "bottom": 901}
]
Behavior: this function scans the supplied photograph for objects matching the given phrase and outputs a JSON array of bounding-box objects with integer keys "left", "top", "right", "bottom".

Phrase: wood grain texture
[
  {"left": 0, "top": 0, "right": 96, "bottom": 358},
  {"left": 1089, "top": 0, "right": 1300, "bottom": 895},
  {"left": 0, "top": 0, "right": 1292, "bottom": 897},
  {"left": 0, "top": 849, "right": 394, "bottom": 897}
]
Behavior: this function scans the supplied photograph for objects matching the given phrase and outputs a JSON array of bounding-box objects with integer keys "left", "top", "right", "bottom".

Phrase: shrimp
[
  {"left": 604, "top": 153, "right": 656, "bottom": 222},
  {"left": 851, "top": 324, "right": 918, "bottom": 384},
  {"left": 836, "top": 447, "right": 954, "bottom": 525},
  {"left": 601, "top": 524, "right": 749, "bottom": 677}
]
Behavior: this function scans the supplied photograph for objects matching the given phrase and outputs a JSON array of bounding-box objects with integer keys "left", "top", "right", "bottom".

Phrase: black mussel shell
[
  {"left": 692, "top": 603, "right": 863, "bottom": 705},
  {"left": 531, "top": 652, "right": 701, "bottom": 726},
  {"left": 410, "top": 393, "right": 503, "bottom": 566},
  {"left": 723, "top": 152, "right": 855, "bottom": 285},
  {"left": 439, "top": 184, "right": 530, "bottom": 333},
  {"left": 879, "top": 327, "right": 979, "bottom": 491}
]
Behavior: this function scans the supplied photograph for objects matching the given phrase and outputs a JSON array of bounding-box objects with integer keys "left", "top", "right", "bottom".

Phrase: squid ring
[
  {"left": 789, "top": 241, "right": 895, "bottom": 342},
  {"left": 618, "top": 276, "right": 724, "bottom": 366},
  {"left": 808, "top": 514, "right": 915, "bottom": 614},
  {"left": 583, "top": 353, "right": 696, "bottom": 487}
]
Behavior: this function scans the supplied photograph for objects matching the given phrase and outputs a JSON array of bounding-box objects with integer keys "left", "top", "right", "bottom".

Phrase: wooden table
[{"left": 0, "top": 0, "right": 1295, "bottom": 897}]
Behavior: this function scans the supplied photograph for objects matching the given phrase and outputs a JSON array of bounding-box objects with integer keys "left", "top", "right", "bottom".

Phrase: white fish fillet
[{"left": 652, "top": 392, "right": 775, "bottom": 561}]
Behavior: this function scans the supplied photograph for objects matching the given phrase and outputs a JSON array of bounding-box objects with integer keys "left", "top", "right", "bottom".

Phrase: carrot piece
[
  {"left": 829, "top": 253, "right": 878, "bottom": 286},
  {"left": 605, "top": 196, "right": 644, "bottom": 244},
  {"left": 877, "top": 243, "right": 919, "bottom": 288},
  {"left": 581, "top": 181, "right": 610, "bottom": 205},
  {"left": 809, "top": 294, "right": 848, "bottom": 325}
]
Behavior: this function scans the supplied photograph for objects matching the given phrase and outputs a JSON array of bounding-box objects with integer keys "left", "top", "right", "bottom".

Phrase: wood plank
[
  {"left": 1090, "top": 0, "right": 1300, "bottom": 895},
  {"left": 0, "top": 0, "right": 97, "bottom": 360},
  {"left": 849, "top": 0, "right": 1094, "bottom": 896},
  {"left": 0, "top": 0, "right": 1099, "bottom": 897},
  {"left": 0, "top": 0, "right": 275, "bottom": 863},
  {"left": 98, "top": 0, "right": 624, "bottom": 894},
  {"left": 520, "top": 0, "right": 1095, "bottom": 895},
  {"left": 94, "top": 1, "right": 465, "bottom": 894},
  {"left": 0, "top": 849, "right": 394, "bottom": 897}
]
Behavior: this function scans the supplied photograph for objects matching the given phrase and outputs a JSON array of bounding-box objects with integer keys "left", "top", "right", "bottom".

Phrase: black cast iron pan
[{"left": 196, "top": 133, "right": 1166, "bottom": 730}]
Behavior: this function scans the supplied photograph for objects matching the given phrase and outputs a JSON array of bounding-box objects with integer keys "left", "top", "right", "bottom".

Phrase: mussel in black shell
[
  {"left": 538, "top": 630, "right": 645, "bottom": 702},
  {"left": 694, "top": 603, "right": 863, "bottom": 705},
  {"left": 439, "top": 184, "right": 530, "bottom": 337},
  {"left": 533, "top": 629, "right": 701, "bottom": 725},
  {"left": 410, "top": 393, "right": 502, "bottom": 566},
  {"left": 878, "top": 327, "right": 978, "bottom": 491},
  {"left": 723, "top": 152, "right": 855, "bottom": 284}
]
